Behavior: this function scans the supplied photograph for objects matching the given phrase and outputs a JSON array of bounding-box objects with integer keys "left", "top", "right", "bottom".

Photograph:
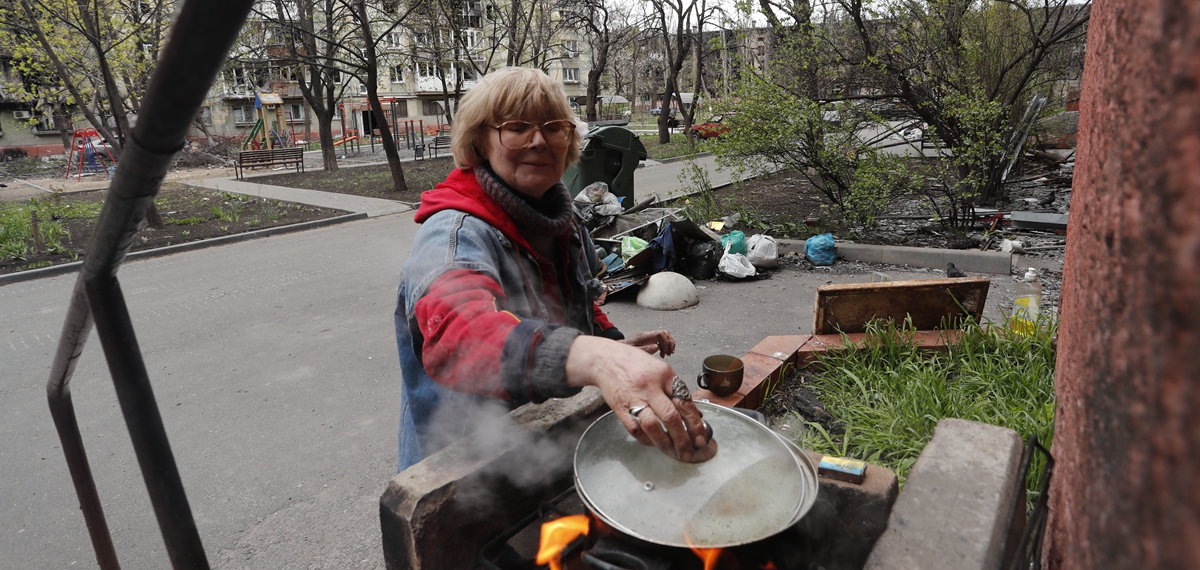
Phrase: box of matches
[{"left": 818, "top": 456, "right": 867, "bottom": 484}]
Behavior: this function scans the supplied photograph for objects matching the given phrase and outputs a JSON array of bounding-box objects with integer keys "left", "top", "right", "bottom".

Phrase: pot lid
[{"left": 574, "top": 402, "right": 816, "bottom": 548}]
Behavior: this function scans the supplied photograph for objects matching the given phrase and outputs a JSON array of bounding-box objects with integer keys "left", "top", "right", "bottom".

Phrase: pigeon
[
  {"left": 1037, "top": 190, "right": 1057, "bottom": 209},
  {"left": 945, "top": 263, "right": 967, "bottom": 278}
]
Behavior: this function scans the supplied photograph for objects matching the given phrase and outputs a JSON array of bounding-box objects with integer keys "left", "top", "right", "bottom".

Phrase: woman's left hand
[{"left": 621, "top": 330, "right": 676, "bottom": 357}]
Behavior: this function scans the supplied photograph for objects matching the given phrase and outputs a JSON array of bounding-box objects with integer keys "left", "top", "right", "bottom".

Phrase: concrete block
[
  {"left": 795, "top": 450, "right": 900, "bottom": 570},
  {"left": 832, "top": 243, "right": 1012, "bottom": 275},
  {"left": 379, "top": 389, "right": 607, "bottom": 570},
  {"left": 865, "top": 418, "right": 1024, "bottom": 570}
]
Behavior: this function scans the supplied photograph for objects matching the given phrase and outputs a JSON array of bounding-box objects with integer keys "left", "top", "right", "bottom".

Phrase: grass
[
  {"left": 0, "top": 195, "right": 103, "bottom": 260},
  {"left": 640, "top": 133, "right": 713, "bottom": 161},
  {"left": 778, "top": 316, "right": 1057, "bottom": 503}
]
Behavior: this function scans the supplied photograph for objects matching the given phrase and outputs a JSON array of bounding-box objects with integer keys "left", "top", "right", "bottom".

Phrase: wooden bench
[
  {"left": 235, "top": 147, "right": 304, "bottom": 179},
  {"left": 430, "top": 135, "right": 452, "bottom": 158}
]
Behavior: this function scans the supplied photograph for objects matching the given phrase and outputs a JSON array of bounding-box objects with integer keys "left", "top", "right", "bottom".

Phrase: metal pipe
[{"left": 45, "top": 0, "right": 255, "bottom": 567}]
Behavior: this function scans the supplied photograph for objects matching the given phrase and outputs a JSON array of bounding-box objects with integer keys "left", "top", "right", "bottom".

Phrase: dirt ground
[{"left": 0, "top": 181, "right": 348, "bottom": 275}]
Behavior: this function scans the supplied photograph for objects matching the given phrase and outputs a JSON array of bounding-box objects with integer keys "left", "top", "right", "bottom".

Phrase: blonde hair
[{"left": 450, "top": 67, "right": 582, "bottom": 170}]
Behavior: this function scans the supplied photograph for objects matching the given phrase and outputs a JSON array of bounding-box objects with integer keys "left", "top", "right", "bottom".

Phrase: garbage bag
[
  {"left": 621, "top": 236, "right": 648, "bottom": 262},
  {"left": 746, "top": 234, "right": 779, "bottom": 269},
  {"left": 805, "top": 233, "right": 837, "bottom": 266},
  {"left": 720, "top": 230, "right": 747, "bottom": 255},
  {"left": 718, "top": 244, "right": 756, "bottom": 278},
  {"left": 683, "top": 241, "right": 722, "bottom": 280}
]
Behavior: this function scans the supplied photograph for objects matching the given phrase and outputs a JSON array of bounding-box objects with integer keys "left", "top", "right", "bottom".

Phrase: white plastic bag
[
  {"left": 746, "top": 234, "right": 779, "bottom": 269},
  {"left": 717, "top": 244, "right": 756, "bottom": 278}
]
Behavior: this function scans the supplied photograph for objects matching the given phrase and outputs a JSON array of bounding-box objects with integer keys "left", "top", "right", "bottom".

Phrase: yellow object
[
  {"left": 708, "top": 221, "right": 725, "bottom": 231},
  {"left": 1011, "top": 268, "right": 1042, "bottom": 335}
]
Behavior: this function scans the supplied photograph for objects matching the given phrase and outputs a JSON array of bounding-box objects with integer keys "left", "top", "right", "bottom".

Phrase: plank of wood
[{"left": 813, "top": 277, "right": 990, "bottom": 334}]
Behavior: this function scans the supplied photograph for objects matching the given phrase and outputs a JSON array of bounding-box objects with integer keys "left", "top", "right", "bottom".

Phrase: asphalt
[{"left": 1, "top": 157, "right": 1031, "bottom": 569}]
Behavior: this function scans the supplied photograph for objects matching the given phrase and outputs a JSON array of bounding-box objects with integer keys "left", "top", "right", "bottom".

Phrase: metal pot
[{"left": 573, "top": 401, "right": 819, "bottom": 549}]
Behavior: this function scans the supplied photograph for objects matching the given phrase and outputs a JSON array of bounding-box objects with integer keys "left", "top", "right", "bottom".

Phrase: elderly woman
[{"left": 395, "top": 67, "right": 714, "bottom": 472}]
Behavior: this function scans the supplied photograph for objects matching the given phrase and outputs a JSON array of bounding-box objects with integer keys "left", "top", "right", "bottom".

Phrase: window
[
  {"left": 199, "top": 106, "right": 213, "bottom": 126},
  {"left": 416, "top": 61, "right": 438, "bottom": 79},
  {"left": 328, "top": 68, "right": 341, "bottom": 83},
  {"left": 564, "top": 40, "right": 579, "bottom": 59},
  {"left": 230, "top": 67, "right": 248, "bottom": 89},
  {"left": 395, "top": 100, "right": 409, "bottom": 118},
  {"left": 563, "top": 68, "right": 579, "bottom": 83},
  {"left": 459, "top": 65, "right": 477, "bottom": 81},
  {"left": 461, "top": 1, "right": 481, "bottom": 27},
  {"left": 392, "top": 65, "right": 405, "bottom": 83},
  {"left": 414, "top": 30, "right": 433, "bottom": 46},
  {"left": 232, "top": 104, "right": 255, "bottom": 124},
  {"left": 387, "top": 32, "right": 403, "bottom": 49},
  {"left": 286, "top": 103, "right": 304, "bottom": 122},
  {"left": 422, "top": 100, "right": 444, "bottom": 116},
  {"left": 359, "top": 81, "right": 368, "bottom": 95}
]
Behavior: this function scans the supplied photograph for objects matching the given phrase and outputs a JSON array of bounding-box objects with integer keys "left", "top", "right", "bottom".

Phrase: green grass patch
[
  {"left": 0, "top": 196, "right": 101, "bottom": 260},
  {"left": 167, "top": 216, "right": 206, "bottom": 226},
  {"left": 782, "top": 316, "right": 1056, "bottom": 502},
  {"left": 641, "top": 133, "right": 712, "bottom": 161}
]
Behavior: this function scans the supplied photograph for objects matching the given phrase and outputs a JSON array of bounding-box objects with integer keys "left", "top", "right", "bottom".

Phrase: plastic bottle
[{"left": 1011, "top": 268, "right": 1042, "bottom": 335}]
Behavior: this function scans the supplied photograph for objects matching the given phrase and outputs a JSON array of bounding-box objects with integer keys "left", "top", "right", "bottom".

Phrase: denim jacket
[{"left": 394, "top": 168, "right": 612, "bottom": 471}]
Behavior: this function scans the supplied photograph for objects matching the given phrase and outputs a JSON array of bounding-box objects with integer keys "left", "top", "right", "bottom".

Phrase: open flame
[
  {"left": 536, "top": 514, "right": 590, "bottom": 570},
  {"left": 685, "top": 533, "right": 723, "bottom": 570}
]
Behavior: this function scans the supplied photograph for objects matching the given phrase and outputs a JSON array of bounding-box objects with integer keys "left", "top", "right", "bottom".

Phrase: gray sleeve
[{"left": 527, "top": 326, "right": 584, "bottom": 401}]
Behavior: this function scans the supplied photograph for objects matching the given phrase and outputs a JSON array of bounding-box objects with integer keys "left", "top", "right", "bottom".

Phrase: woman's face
[{"left": 483, "top": 118, "right": 570, "bottom": 199}]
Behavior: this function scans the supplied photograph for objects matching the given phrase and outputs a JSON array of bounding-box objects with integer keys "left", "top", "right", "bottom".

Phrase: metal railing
[{"left": 45, "top": 1, "right": 255, "bottom": 568}]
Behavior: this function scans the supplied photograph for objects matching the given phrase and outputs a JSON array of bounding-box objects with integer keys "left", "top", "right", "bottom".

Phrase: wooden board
[{"left": 813, "top": 277, "right": 990, "bottom": 334}]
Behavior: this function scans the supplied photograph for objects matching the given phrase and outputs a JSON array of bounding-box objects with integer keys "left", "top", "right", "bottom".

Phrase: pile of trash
[{"left": 580, "top": 182, "right": 840, "bottom": 306}]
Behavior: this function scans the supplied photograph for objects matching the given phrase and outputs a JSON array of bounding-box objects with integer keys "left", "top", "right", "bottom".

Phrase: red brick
[{"left": 749, "top": 335, "right": 811, "bottom": 364}]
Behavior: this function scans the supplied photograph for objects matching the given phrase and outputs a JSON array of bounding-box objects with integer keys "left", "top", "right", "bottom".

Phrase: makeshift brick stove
[{"left": 379, "top": 386, "right": 898, "bottom": 570}]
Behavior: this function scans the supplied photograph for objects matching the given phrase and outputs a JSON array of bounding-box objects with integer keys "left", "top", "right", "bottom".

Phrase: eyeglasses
[{"left": 490, "top": 119, "right": 576, "bottom": 149}]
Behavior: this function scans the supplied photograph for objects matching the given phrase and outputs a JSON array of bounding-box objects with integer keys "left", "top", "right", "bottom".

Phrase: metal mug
[{"left": 697, "top": 355, "right": 744, "bottom": 397}]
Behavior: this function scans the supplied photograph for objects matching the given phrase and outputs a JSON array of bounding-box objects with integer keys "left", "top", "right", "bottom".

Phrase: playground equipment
[
  {"left": 240, "top": 92, "right": 298, "bottom": 150},
  {"left": 64, "top": 128, "right": 118, "bottom": 180}
]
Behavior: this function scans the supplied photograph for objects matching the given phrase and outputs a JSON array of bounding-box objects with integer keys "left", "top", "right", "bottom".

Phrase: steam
[{"left": 424, "top": 396, "right": 577, "bottom": 513}]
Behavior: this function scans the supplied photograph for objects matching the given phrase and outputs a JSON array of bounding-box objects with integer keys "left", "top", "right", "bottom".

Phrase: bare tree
[
  {"left": 558, "top": 0, "right": 642, "bottom": 122},
  {"left": 647, "top": 0, "right": 697, "bottom": 143}
]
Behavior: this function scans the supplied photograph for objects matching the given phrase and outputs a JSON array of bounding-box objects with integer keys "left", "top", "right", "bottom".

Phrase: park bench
[
  {"left": 430, "top": 135, "right": 452, "bottom": 158},
  {"left": 234, "top": 147, "right": 304, "bottom": 179}
]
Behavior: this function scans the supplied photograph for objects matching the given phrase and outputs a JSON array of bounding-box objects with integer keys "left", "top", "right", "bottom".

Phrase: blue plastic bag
[
  {"left": 805, "top": 233, "right": 837, "bottom": 266},
  {"left": 719, "top": 230, "right": 747, "bottom": 255}
]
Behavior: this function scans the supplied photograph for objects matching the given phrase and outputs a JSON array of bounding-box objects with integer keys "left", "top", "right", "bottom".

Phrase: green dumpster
[{"left": 562, "top": 126, "right": 648, "bottom": 206}]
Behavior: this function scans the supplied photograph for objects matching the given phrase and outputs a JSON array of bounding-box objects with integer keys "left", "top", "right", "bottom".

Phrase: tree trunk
[{"left": 357, "top": 0, "right": 406, "bottom": 192}]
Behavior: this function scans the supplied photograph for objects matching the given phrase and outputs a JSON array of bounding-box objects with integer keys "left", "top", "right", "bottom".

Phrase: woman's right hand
[{"left": 566, "top": 335, "right": 716, "bottom": 463}]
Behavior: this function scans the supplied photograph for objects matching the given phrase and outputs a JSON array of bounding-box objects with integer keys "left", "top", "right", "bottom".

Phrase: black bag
[{"left": 683, "top": 241, "right": 722, "bottom": 280}]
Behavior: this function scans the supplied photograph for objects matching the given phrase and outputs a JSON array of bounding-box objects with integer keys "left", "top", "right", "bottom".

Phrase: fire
[
  {"left": 761, "top": 563, "right": 778, "bottom": 570},
  {"left": 536, "top": 514, "right": 590, "bottom": 570},
  {"left": 685, "top": 533, "right": 723, "bottom": 570}
]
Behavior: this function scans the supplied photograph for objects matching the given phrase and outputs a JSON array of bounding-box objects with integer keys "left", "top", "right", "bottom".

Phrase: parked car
[
  {"left": 690, "top": 114, "right": 732, "bottom": 139},
  {"left": 650, "top": 107, "right": 677, "bottom": 117}
]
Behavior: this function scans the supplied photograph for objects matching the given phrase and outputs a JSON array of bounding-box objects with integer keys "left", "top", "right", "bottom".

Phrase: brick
[
  {"left": 749, "top": 334, "right": 811, "bottom": 364},
  {"left": 865, "top": 419, "right": 1024, "bottom": 570},
  {"left": 380, "top": 389, "right": 608, "bottom": 570},
  {"left": 798, "top": 449, "right": 901, "bottom": 570}
]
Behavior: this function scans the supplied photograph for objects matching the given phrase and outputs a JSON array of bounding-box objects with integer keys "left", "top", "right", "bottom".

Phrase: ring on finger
[
  {"left": 629, "top": 405, "right": 647, "bottom": 418},
  {"left": 670, "top": 376, "right": 692, "bottom": 401}
]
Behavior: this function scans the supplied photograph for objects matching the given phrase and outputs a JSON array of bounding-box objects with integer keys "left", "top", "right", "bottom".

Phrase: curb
[
  {"left": 775, "top": 239, "right": 1013, "bottom": 275},
  {"left": 655, "top": 151, "right": 714, "bottom": 165},
  {"left": 0, "top": 212, "right": 367, "bottom": 287}
]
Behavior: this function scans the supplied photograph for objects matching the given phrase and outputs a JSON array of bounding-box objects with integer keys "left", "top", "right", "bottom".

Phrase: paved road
[{"left": 1, "top": 158, "right": 1021, "bottom": 568}]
